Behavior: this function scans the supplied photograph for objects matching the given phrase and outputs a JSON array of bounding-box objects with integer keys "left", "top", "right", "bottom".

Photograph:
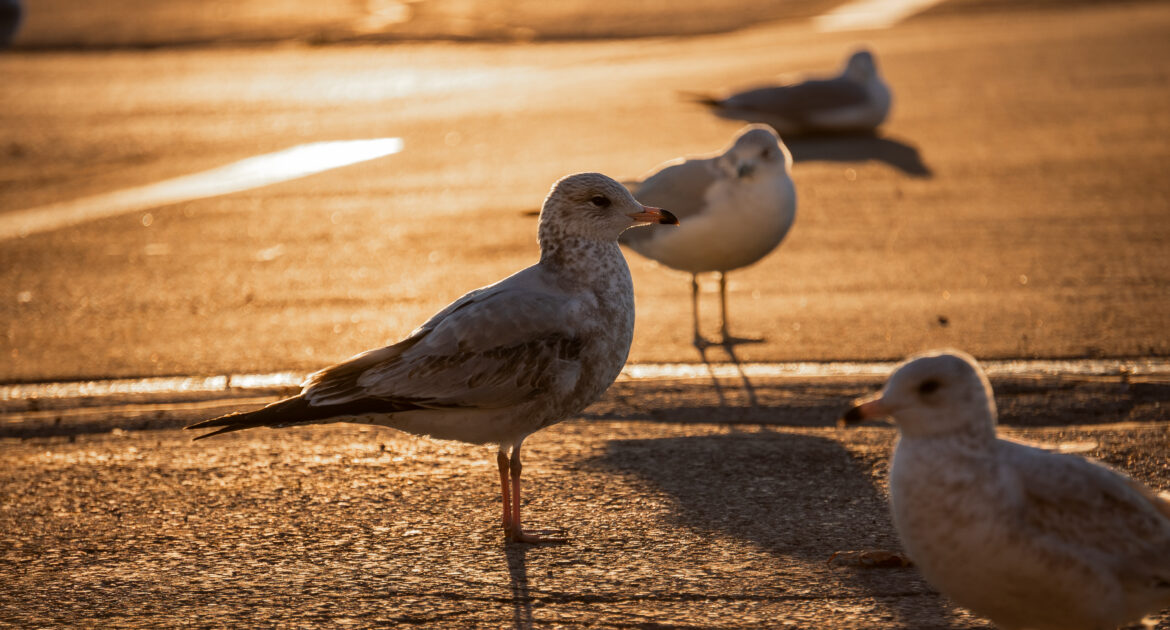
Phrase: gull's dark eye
[
  {"left": 761, "top": 148, "right": 772, "bottom": 160},
  {"left": 590, "top": 195, "right": 611, "bottom": 208},
  {"left": 918, "top": 379, "right": 941, "bottom": 395}
]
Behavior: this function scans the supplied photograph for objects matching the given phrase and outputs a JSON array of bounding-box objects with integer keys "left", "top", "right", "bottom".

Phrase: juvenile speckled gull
[
  {"left": 619, "top": 124, "right": 796, "bottom": 347},
  {"left": 690, "top": 49, "right": 891, "bottom": 136},
  {"left": 843, "top": 350, "right": 1170, "bottom": 630},
  {"left": 187, "top": 172, "right": 678, "bottom": 544}
]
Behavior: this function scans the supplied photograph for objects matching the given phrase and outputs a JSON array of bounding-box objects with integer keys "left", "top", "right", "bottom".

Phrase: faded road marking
[
  {"left": 0, "top": 138, "right": 404, "bottom": 241},
  {"left": 815, "top": 0, "right": 948, "bottom": 32},
  {"left": 3, "top": 359, "right": 1166, "bottom": 403}
]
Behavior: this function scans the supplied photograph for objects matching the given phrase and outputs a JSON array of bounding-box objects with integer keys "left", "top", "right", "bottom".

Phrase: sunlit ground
[{"left": 3, "top": 0, "right": 1168, "bottom": 381}]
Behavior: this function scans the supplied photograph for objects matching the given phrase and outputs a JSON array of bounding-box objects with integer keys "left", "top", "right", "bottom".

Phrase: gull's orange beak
[
  {"left": 839, "top": 393, "right": 891, "bottom": 427},
  {"left": 628, "top": 205, "right": 678, "bottom": 225}
]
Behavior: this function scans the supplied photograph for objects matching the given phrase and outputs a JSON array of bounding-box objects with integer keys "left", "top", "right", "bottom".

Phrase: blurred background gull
[{"left": 0, "top": 0, "right": 20, "bottom": 47}]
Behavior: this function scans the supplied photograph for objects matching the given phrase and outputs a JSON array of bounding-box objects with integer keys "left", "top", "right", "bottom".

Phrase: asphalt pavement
[
  {"left": 3, "top": 373, "right": 1168, "bottom": 628},
  {"left": 2, "top": 0, "right": 1169, "bottom": 627},
  {"left": 3, "top": 368, "right": 1170, "bottom": 628}
]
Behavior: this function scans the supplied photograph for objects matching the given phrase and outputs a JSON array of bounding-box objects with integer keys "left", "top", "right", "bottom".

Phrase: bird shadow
[
  {"left": 783, "top": 132, "right": 932, "bottom": 178},
  {"left": 584, "top": 431, "right": 969, "bottom": 627},
  {"left": 589, "top": 366, "right": 872, "bottom": 427},
  {"left": 503, "top": 544, "right": 535, "bottom": 630},
  {"left": 696, "top": 341, "right": 758, "bottom": 408}
]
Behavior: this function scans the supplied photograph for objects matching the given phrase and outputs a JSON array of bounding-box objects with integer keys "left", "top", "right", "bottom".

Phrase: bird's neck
[
  {"left": 900, "top": 413, "right": 998, "bottom": 444},
  {"left": 541, "top": 236, "right": 612, "bottom": 268},
  {"left": 539, "top": 237, "right": 628, "bottom": 288}
]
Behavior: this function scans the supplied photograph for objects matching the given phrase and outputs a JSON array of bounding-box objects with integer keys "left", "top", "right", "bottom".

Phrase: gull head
[
  {"left": 539, "top": 172, "right": 677, "bottom": 248},
  {"left": 842, "top": 49, "right": 878, "bottom": 82},
  {"left": 841, "top": 350, "right": 997, "bottom": 439},
  {"left": 716, "top": 125, "right": 792, "bottom": 180}
]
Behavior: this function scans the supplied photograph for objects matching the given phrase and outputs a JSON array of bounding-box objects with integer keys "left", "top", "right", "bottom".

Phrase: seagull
[
  {"left": 619, "top": 124, "right": 796, "bottom": 348},
  {"left": 689, "top": 49, "right": 891, "bottom": 136},
  {"left": 842, "top": 350, "right": 1170, "bottom": 630},
  {"left": 0, "top": 0, "right": 20, "bottom": 48},
  {"left": 187, "top": 172, "right": 678, "bottom": 544}
]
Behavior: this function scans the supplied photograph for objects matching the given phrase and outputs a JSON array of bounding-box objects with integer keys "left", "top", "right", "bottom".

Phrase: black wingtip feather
[
  {"left": 185, "top": 410, "right": 247, "bottom": 431},
  {"left": 190, "top": 425, "right": 250, "bottom": 440},
  {"left": 186, "top": 396, "right": 312, "bottom": 439},
  {"left": 677, "top": 91, "right": 722, "bottom": 107},
  {"left": 186, "top": 394, "right": 435, "bottom": 440}
]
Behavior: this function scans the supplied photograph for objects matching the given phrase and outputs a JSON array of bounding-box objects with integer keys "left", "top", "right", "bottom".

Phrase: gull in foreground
[
  {"left": 619, "top": 124, "right": 796, "bottom": 348},
  {"left": 689, "top": 49, "right": 891, "bottom": 136},
  {"left": 843, "top": 350, "right": 1170, "bottom": 630},
  {"left": 188, "top": 172, "right": 678, "bottom": 544}
]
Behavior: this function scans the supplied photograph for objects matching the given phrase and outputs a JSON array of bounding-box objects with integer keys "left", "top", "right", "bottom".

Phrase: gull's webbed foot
[{"left": 506, "top": 526, "right": 568, "bottom": 545}]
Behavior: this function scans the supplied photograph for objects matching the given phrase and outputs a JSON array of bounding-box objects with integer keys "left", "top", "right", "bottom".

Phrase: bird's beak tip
[
  {"left": 629, "top": 206, "right": 678, "bottom": 225},
  {"left": 840, "top": 398, "right": 886, "bottom": 427},
  {"left": 839, "top": 405, "right": 866, "bottom": 427}
]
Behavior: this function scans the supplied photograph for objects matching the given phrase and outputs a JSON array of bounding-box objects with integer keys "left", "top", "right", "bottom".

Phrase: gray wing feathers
[
  {"left": 303, "top": 283, "right": 582, "bottom": 410},
  {"left": 723, "top": 79, "right": 869, "bottom": 120},
  {"left": 301, "top": 342, "right": 419, "bottom": 404},
  {"left": 1008, "top": 443, "right": 1170, "bottom": 583}
]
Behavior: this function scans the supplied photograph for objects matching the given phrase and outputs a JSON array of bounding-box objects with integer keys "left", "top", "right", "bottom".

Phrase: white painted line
[
  {"left": 0, "top": 138, "right": 404, "bottom": 240},
  {"left": 1, "top": 396, "right": 279, "bottom": 425},
  {"left": 0, "top": 372, "right": 303, "bottom": 402},
  {"left": 621, "top": 361, "right": 895, "bottom": 381},
  {"left": 814, "top": 0, "right": 948, "bottom": 32},
  {"left": 621, "top": 359, "right": 1169, "bottom": 381},
  {"left": 3, "top": 359, "right": 1166, "bottom": 403}
]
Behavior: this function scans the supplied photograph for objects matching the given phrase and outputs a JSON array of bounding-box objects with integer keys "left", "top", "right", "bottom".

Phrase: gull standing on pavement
[
  {"left": 188, "top": 172, "right": 678, "bottom": 544},
  {"left": 619, "top": 124, "right": 796, "bottom": 348},
  {"left": 691, "top": 49, "right": 891, "bottom": 136},
  {"left": 842, "top": 350, "right": 1170, "bottom": 630}
]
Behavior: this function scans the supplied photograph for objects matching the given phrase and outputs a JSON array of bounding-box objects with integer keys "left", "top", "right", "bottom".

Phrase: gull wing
[
  {"left": 303, "top": 268, "right": 583, "bottom": 411},
  {"left": 1003, "top": 441, "right": 1170, "bottom": 588},
  {"left": 722, "top": 78, "right": 870, "bottom": 123}
]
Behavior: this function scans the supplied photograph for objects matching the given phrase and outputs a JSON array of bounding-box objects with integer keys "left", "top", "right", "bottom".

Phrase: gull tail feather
[{"left": 187, "top": 396, "right": 313, "bottom": 440}]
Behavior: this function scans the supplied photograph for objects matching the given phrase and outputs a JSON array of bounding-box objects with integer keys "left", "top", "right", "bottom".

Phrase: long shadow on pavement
[
  {"left": 504, "top": 545, "right": 535, "bottom": 630},
  {"left": 694, "top": 342, "right": 761, "bottom": 408},
  {"left": 586, "top": 430, "right": 973, "bottom": 627},
  {"left": 590, "top": 377, "right": 873, "bottom": 426},
  {"left": 785, "top": 133, "right": 932, "bottom": 178}
]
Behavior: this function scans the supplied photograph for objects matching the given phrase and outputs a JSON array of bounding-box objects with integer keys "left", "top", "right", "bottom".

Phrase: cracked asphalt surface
[{"left": 3, "top": 376, "right": 1168, "bottom": 628}]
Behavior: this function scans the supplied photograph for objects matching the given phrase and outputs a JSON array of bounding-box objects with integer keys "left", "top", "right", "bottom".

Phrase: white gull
[
  {"left": 690, "top": 49, "right": 891, "bottom": 136},
  {"left": 188, "top": 172, "right": 678, "bottom": 544},
  {"left": 619, "top": 124, "right": 796, "bottom": 347},
  {"left": 843, "top": 350, "right": 1170, "bottom": 630}
]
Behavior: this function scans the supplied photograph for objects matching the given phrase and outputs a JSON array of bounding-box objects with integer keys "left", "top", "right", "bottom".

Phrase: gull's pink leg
[
  {"left": 497, "top": 449, "right": 512, "bottom": 536},
  {"left": 719, "top": 272, "right": 730, "bottom": 340},
  {"left": 718, "top": 271, "right": 763, "bottom": 347},
  {"left": 691, "top": 273, "right": 711, "bottom": 349},
  {"left": 507, "top": 443, "right": 566, "bottom": 544}
]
